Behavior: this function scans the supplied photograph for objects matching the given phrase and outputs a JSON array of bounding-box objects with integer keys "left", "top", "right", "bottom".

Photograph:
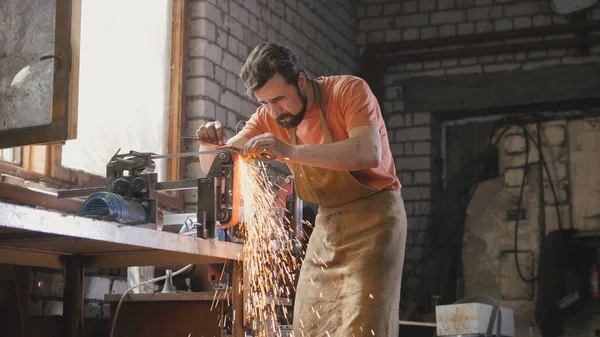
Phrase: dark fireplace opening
[{"left": 415, "top": 109, "right": 600, "bottom": 315}]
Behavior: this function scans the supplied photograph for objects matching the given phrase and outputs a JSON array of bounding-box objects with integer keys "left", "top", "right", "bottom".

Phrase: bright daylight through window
[{"left": 61, "top": 0, "right": 172, "bottom": 181}]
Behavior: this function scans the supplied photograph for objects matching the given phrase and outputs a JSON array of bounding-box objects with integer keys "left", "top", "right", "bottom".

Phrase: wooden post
[
  {"left": 232, "top": 261, "right": 245, "bottom": 337},
  {"left": 62, "top": 256, "right": 84, "bottom": 337},
  {"left": 167, "top": 0, "right": 189, "bottom": 195}
]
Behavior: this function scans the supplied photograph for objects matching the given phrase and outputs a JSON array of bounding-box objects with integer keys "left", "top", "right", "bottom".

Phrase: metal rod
[
  {"left": 151, "top": 150, "right": 224, "bottom": 159},
  {"left": 398, "top": 320, "right": 437, "bottom": 327}
]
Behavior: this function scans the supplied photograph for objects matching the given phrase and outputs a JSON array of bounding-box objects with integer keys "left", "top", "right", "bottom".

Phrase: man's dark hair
[{"left": 240, "top": 42, "right": 304, "bottom": 100}]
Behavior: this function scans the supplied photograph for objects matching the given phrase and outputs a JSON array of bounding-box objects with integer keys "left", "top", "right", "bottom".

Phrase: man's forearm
[{"left": 287, "top": 134, "right": 381, "bottom": 171}]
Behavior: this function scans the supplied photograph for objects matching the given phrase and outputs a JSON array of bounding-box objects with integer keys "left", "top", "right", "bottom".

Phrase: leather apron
[{"left": 289, "top": 80, "right": 407, "bottom": 337}]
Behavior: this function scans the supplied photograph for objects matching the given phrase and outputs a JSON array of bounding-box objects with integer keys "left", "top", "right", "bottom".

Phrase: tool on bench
[
  {"left": 57, "top": 145, "right": 304, "bottom": 336},
  {"left": 218, "top": 144, "right": 278, "bottom": 162},
  {"left": 56, "top": 147, "right": 301, "bottom": 246},
  {"left": 57, "top": 148, "right": 244, "bottom": 239}
]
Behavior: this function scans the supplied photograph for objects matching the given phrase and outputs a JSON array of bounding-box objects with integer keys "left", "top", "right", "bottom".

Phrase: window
[
  {"left": 0, "top": 0, "right": 188, "bottom": 212},
  {"left": 0, "top": 148, "right": 22, "bottom": 165},
  {"left": 61, "top": 0, "right": 173, "bottom": 181}
]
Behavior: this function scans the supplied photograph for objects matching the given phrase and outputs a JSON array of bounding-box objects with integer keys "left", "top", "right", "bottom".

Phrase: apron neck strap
[{"left": 290, "top": 78, "right": 332, "bottom": 145}]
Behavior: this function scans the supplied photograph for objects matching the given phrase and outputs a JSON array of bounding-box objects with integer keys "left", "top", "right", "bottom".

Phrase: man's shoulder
[
  {"left": 247, "top": 104, "right": 269, "bottom": 120},
  {"left": 319, "top": 75, "right": 367, "bottom": 88},
  {"left": 247, "top": 105, "right": 281, "bottom": 130},
  {"left": 319, "top": 75, "right": 370, "bottom": 97}
]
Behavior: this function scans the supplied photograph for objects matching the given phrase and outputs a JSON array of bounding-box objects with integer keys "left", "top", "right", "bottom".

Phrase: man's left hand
[{"left": 244, "top": 133, "right": 292, "bottom": 160}]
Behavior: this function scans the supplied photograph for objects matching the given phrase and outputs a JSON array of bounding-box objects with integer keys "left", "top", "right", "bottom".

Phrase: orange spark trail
[{"left": 236, "top": 158, "right": 301, "bottom": 337}]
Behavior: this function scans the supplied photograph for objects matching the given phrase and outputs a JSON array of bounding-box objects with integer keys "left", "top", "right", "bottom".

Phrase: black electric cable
[
  {"left": 512, "top": 124, "right": 565, "bottom": 283},
  {"left": 513, "top": 125, "right": 537, "bottom": 282},
  {"left": 459, "top": 118, "right": 564, "bottom": 284},
  {"left": 521, "top": 125, "right": 563, "bottom": 230}
]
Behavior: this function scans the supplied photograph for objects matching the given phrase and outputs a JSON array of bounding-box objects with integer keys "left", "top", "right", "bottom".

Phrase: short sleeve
[
  {"left": 238, "top": 108, "right": 265, "bottom": 139},
  {"left": 337, "top": 77, "right": 381, "bottom": 132}
]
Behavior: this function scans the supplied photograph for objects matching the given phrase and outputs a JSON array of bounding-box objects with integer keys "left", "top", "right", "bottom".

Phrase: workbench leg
[
  {"left": 62, "top": 256, "right": 84, "bottom": 337},
  {"left": 232, "top": 261, "right": 244, "bottom": 337}
]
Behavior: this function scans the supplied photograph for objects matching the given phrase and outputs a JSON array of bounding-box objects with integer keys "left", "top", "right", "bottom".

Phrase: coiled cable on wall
[
  {"left": 109, "top": 264, "right": 194, "bottom": 337},
  {"left": 512, "top": 124, "right": 564, "bottom": 283},
  {"left": 418, "top": 111, "right": 595, "bottom": 312}
]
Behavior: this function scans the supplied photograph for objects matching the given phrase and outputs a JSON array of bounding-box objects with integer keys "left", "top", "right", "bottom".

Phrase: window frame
[
  {"left": 0, "top": 0, "right": 80, "bottom": 149},
  {"left": 0, "top": 0, "right": 189, "bottom": 212}
]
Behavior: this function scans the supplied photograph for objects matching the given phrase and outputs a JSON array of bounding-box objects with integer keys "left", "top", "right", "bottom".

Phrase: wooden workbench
[{"left": 0, "top": 201, "right": 245, "bottom": 337}]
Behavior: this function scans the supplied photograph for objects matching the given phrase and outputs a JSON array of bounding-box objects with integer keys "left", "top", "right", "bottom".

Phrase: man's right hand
[
  {"left": 195, "top": 121, "right": 250, "bottom": 175},
  {"left": 196, "top": 121, "right": 226, "bottom": 145}
]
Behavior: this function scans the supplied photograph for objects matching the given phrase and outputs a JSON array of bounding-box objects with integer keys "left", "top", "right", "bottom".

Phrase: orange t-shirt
[{"left": 238, "top": 75, "right": 401, "bottom": 191}]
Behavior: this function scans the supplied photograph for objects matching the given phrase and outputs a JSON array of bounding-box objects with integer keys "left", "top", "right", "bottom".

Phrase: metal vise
[
  {"left": 57, "top": 148, "right": 242, "bottom": 240},
  {"left": 57, "top": 150, "right": 159, "bottom": 224}
]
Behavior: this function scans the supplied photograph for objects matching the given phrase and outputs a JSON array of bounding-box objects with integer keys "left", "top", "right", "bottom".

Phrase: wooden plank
[
  {"left": 62, "top": 256, "right": 84, "bottom": 337},
  {"left": 0, "top": 179, "right": 83, "bottom": 214},
  {"left": 232, "top": 261, "right": 245, "bottom": 337},
  {"left": 0, "top": 202, "right": 243, "bottom": 262},
  {"left": 1, "top": 174, "right": 60, "bottom": 195},
  {"left": 0, "top": 236, "right": 147, "bottom": 255},
  {"left": 0, "top": 246, "right": 64, "bottom": 269},
  {"left": 104, "top": 292, "right": 226, "bottom": 302},
  {"left": 0, "top": 161, "right": 67, "bottom": 190},
  {"left": 85, "top": 250, "right": 232, "bottom": 269},
  {"left": 399, "top": 320, "right": 437, "bottom": 328},
  {"left": 68, "top": 0, "right": 81, "bottom": 140}
]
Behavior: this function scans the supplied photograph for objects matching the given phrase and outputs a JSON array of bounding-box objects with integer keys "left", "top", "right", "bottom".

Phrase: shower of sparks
[{"left": 234, "top": 157, "right": 303, "bottom": 337}]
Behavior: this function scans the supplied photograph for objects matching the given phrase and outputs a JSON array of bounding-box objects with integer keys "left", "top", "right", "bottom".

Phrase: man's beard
[{"left": 275, "top": 86, "right": 308, "bottom": 129}]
